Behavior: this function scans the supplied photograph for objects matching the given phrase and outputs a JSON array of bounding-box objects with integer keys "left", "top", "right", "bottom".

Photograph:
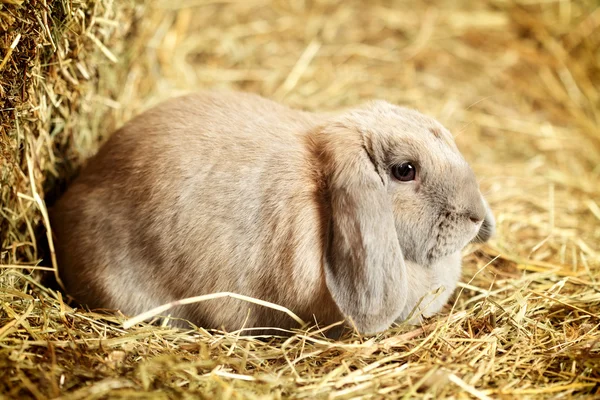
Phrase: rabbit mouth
[
  {"left": 471, "top": 213, "right": 495, "bottom": 243},
  {"left": 425, "top": 222, "right": 481, "bottom": 263},
  {"left": 423, "top": 212, "right": 466, "bottom": 263}
]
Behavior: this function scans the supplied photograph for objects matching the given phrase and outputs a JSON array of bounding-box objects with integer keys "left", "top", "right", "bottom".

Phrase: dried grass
[{"left": 1, "top": 0, "right": 599, "bottom": 398}]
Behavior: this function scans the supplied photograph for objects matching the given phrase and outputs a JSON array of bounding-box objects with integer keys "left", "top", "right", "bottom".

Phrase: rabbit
[{"left": 49, "top": 90, "right": 495, "bottom": 336}]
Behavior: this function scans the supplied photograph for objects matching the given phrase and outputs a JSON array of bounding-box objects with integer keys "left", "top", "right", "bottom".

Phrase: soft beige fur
[{"left": 50, "top": 90, "right": 494, "bottom": 335}]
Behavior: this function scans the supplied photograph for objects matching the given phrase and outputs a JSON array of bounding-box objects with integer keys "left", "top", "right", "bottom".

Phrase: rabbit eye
[{"left": 392, "top": 162, "right": 416, "bottom": 182}]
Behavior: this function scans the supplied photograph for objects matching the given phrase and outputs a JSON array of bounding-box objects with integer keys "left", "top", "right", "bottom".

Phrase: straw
[{"left": 1, "top": 0, "right": 599, "bottom": 398}]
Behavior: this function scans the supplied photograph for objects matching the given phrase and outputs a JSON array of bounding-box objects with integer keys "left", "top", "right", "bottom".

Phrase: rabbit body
[{"left": 51, "top": 91, "right": 494, "bottom": 335}]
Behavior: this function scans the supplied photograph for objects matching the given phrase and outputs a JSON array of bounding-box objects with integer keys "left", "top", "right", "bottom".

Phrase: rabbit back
[{"left": 51, "top": 91, "right": 342, "bottom": 331}]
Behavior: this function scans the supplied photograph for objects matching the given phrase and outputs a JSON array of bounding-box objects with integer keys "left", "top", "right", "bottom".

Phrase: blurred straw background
[{"left": 1, "top": 0, "right": 599, "bottom": 398}]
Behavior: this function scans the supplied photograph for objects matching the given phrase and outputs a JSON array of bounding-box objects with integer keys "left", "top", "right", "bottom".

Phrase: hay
[
  {"left": 1, "top": 0, "right": 599, "bottom": 398},
  {"left": 1, "top": 0, "right": 142, "bottom": 266}
]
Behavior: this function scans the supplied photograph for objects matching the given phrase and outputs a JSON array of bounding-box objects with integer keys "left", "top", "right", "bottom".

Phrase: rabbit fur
[{"left": 50, "top": 90, "right": 495, "bottom": 335}]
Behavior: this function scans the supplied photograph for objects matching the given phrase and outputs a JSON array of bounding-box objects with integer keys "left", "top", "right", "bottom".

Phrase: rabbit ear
[{"left": 316, "top": 121, "right": 408, "bottom": 334}]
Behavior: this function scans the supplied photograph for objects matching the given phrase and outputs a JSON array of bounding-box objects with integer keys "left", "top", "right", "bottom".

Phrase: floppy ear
[{"left": 317, "top": 121, "right": 408, "bottom": 334}]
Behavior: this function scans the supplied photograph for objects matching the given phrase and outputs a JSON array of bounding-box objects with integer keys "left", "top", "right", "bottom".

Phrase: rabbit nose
[
  {"left": 469, "top": 214, "right": 483, "bottom": 224},
  {"left": 467, "top": 197, "right": 486, "bottom": 224}
]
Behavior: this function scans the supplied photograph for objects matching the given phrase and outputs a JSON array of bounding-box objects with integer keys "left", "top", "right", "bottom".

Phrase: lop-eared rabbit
[{"left": 50, "top": 91, "right": 494, "bottom": 336}]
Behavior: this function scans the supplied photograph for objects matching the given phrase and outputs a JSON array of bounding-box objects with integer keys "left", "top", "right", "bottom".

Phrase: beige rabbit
[{"left": 50, "top": 90, "right": 494, "bottom": 335}]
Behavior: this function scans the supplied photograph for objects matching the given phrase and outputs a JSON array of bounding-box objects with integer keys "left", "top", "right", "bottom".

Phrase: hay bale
[
  {"left": 1, "top": 0, "right": 599, "bottom": 398},
  {"left": 1, "top": 0, "right": 141, "bottom": 267}
]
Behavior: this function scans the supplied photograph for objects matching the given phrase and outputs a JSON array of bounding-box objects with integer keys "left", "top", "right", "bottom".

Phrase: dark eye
[{"left": 392, "top": 162, "right": 417, "bottom": 182}]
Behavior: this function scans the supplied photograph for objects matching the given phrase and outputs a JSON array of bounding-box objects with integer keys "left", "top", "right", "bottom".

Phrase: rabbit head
[{"left": 315, "top": 100, "right": 495, "bottom": 333}]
